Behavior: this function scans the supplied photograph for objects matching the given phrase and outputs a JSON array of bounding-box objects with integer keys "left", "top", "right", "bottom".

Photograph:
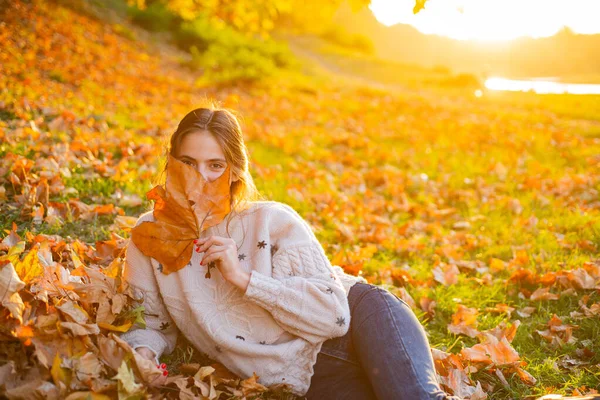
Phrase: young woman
[{"left": 120, "top": 105, "right": 461, "bottom": 400}]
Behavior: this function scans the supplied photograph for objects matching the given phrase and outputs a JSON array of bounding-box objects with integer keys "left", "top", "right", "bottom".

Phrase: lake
[{"left": 485, "top": 77, "right": 600, "bottom": 95}]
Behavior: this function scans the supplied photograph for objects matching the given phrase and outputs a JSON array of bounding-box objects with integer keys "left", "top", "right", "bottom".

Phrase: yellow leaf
[
  {"left": 65, "top": 392, "right": 113, "bottom": 400},
  {"left": 98, "top": 321, "right": 133, "bottom": 332},
  {"left": 112, "top": 360, "right": 144, "bottom": 395},
  {"left": 14, "top": 246, "right": 44, "bottom": 284},
  {"left": 51, "top": 352, "right": 72, "bottom": 388}
]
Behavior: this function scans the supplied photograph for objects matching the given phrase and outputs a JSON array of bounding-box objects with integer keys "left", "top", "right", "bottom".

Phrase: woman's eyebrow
[{"left": 179, "top": 155, "right": 226, "bottom": 162}]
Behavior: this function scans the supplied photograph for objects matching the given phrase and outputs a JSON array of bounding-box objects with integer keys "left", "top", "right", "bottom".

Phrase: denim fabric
[{"left": 304, "top": 283, "right": 461, "bottom": 400}]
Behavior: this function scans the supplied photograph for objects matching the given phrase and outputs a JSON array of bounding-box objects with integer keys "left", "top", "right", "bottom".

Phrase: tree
[{"left": 127, "top": 0, "right": 426, "bottom": 37}]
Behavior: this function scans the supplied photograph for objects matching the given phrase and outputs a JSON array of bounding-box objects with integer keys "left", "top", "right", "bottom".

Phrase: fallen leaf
[{"left": 130, "top": 154, "right": 232, "bottom": 275}]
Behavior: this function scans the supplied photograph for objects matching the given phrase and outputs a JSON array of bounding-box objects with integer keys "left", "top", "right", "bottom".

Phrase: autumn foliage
[{"left": 131, "top": 154, "right": 233, "bottom": 275}]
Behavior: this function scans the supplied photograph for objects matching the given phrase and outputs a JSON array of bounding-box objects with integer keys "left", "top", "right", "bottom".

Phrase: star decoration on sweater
[
  {"left": 336, "top": 317, "right": 346, "bottom": 326},
  {"left": 205, "top": 261, "right": 217, "bottom": 279},
  {"left": 238, "top": 253, "right": 246, "bottom": 261},
  {"left": 326, "top": 287, "right": 334, "bottom": 294},
  {"left": 259, "top": 341, "right": 266, "bottom": 345},
  {"left": 257, "top": 240, "right": 267, "bottom": 249},
  {"left": 160, "top": 321, "right": 170, "bottom": 330},
  {"left": 330, "top": 273, "right": 337, "bottom": 280},
  {"left": 236, "top": 335, "right": 246, "bottom": 341},
  {"left": 157, "top": 263, "right": 163, "bottom": 273}
]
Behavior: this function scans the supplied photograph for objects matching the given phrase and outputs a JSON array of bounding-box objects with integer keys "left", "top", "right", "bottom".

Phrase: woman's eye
[
  {"left": 212, "top": 164, "right": 224, "bottom": 169},
  {"left": 182, "top": 160, "right": 195, "bottom": 166}
]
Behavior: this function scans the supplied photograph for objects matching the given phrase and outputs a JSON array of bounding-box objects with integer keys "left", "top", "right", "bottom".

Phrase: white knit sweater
[{"left": 119, "top": 200, "right": 367, "bottom": 396}]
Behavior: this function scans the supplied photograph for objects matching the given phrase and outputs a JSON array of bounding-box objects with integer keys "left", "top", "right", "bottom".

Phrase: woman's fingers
[
  {"left": 199, "top": 244, "right": 226, "bottom": 257},
  {"left": 195, "top": 235, "right": 234, "bottom": 253},
  {"left": 201, "top": 249, "right": 226, "bottom": 265}
]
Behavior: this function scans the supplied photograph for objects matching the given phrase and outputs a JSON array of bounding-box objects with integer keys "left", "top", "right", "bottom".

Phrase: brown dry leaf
[
  {"left": 0, "top": 222, "right": 21, "bottom": 251},
  {"left": 0, "top": 262, "right": 26, "bottom": 323},
  {"left": 174, "top": 376, "right": 198, "bottom": 400},
  {"left": 566, "top": 268, "right": 600, "bottom": 289},
  {"left": 529, "top": 287, "right": 559, "bottom": 301},
  {"left": 0, "top": 362, "right": 18, "bottom": 391},
  {"left": 442, "top": 369, "right": 485, "bottom": 399},
  {"left": 516, "top": 306, "right": 536, "bottom": 318},
  {"left": 112, "top": 215, "right": 138, "bottom": 231},
  {"left": 4, "top": 378, "right": 61, "bottom": 400},
  {"left": 131, "top": 154, "right": 232, "bottom": 275},
  {"left": 448, "top": 305, "right": 480, "bottom": 338},
  {"left": 514, "top": 366, "right": 537, "bottom": 385},
  {"left": 57, "top": 321, "right": 100, "bottom": 336},
  {"left": 419, "top": 296, "right": 437, "bottom": 316},
  {"left": 536, "top": 314, "right": 578, "bottom": 347},
  {"left": 210, "top": 361, "right": 240, "bottom": 382},
  {"left": 240, "top": 372, "right": 269, "bottom": 397},
  {"left": 480, "top": 320, "right": 521, "bottom": 343},
  {"left": 56, "top": 299, "right": 90, "bottom": 324},
  {"left": 73, "top": 353, "right": 104, "bottom": 386},
  {"left": 432, "top": 349, "right": 487, "bottom": 399},
  {"left": 484, "top": 303, "right": 515, "bottom": 317},
  {"left": 95, "top": 297, "right": 115, "bottom": 325},
  {"left": 96, "top": 335, "right": 127, "bottom": 372},
  {"left": 433, "top": 262, "right": 460, "bottom": 286},
  {"left": 461, "top": 333, "right": 520, "bottom": 366},
  {"left": 193, "top": 366, "right": 218, "bottom": 398},
  {"left": 393, "top": 287, "right": 416, "bottom": 309}
]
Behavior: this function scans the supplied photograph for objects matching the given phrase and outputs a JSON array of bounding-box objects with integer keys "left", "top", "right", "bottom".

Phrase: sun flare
[{"left": 369, "top": 0, "right": 600, "bottom": 41}]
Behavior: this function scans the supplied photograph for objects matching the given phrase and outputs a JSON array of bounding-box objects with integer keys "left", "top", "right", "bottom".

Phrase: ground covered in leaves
[{"left": 1, "top": 0, "right": 600, "bottom": 399}]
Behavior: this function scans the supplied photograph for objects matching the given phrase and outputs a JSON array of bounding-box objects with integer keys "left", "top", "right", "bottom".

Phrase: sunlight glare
[{"left": 369, "top": 0, "right": 600, "bottom": 41}]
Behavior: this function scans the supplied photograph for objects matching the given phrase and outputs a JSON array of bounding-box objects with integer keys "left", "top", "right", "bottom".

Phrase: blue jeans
[{"left": 304, "top": 283, "right": 461, "bottom": 400}]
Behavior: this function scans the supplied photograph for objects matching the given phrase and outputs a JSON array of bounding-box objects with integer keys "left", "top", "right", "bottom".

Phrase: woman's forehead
[{"left": 177, "top": 132, "right": 225, "bottom": 158}]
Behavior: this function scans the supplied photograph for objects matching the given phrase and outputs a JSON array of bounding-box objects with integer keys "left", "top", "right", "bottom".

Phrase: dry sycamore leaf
[
  {"left": 516, "top": 306, "right": 536, "bottom": 318},
  {"left": 529, "top": 287, "right": 560, "bottom": 301},
  {"left": 461, "top": 333, "right": 520, "bottom": 366},
  {"left": 536, "top": 314, "right": 578, "bottom": 347},
  {"left": 448, "top": 305, "right": 480, "bottom": 338},
  {"left": 0, "top": 262, "right": 26, "bottom": 323},
  {"left": 131, "top": 153, "right": 232, "bottom": 275},
  {"left": 112, "top": 360, "right": 144, "bottom": 396},
  {"left": 240, "top": 372, "right": 268, "bottom": 397},
  {"left": 433, "top": 262, "right": 460, "bottom": 286}
]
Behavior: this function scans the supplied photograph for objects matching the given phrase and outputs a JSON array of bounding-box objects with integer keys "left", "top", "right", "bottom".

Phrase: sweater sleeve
[
  {"left": 242, "top": 203, "right": 352, "bottom": 345},
  {"left": 118, "top": 213, "right": 179, "bottom": 364}
]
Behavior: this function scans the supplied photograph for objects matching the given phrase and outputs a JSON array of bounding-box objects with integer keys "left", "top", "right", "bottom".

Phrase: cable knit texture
[{"left": 118, "top": 200, "right": 367, "bottom": 396}]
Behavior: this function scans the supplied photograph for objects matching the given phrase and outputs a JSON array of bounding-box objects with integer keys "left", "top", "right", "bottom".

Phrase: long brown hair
[{"left": 156, "top": 100, "right": 266, "bottom": 234}]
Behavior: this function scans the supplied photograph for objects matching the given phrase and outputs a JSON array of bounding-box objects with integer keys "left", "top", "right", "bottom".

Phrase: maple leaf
[
  {"left": 240, "top": 372, "right": 269, "bottom": 397},
  {"left": 448, "top": 304, "right": 480, "bottom": 338},
  {"left": 131, "top": 154, "right": 232, "bottom": 275}
]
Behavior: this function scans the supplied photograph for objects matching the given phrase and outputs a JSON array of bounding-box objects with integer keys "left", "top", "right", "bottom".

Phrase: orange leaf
[
  {"left": 131, "top": 154, "right": 232, "bottom": 275},
  {"left": 448, "top": 304, "right": 480, "bottom": 338}
]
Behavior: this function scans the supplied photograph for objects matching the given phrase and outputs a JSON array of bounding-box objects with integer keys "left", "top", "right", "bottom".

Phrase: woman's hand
[
  {"left": 196, "top": 235, "right": 250, "bottom": 291},
  {"left": 134, "top": 347, "right": 169, "bottom": 386},
  {"left": 135, "top": 346, "right": 156, "bottom": 361}
]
